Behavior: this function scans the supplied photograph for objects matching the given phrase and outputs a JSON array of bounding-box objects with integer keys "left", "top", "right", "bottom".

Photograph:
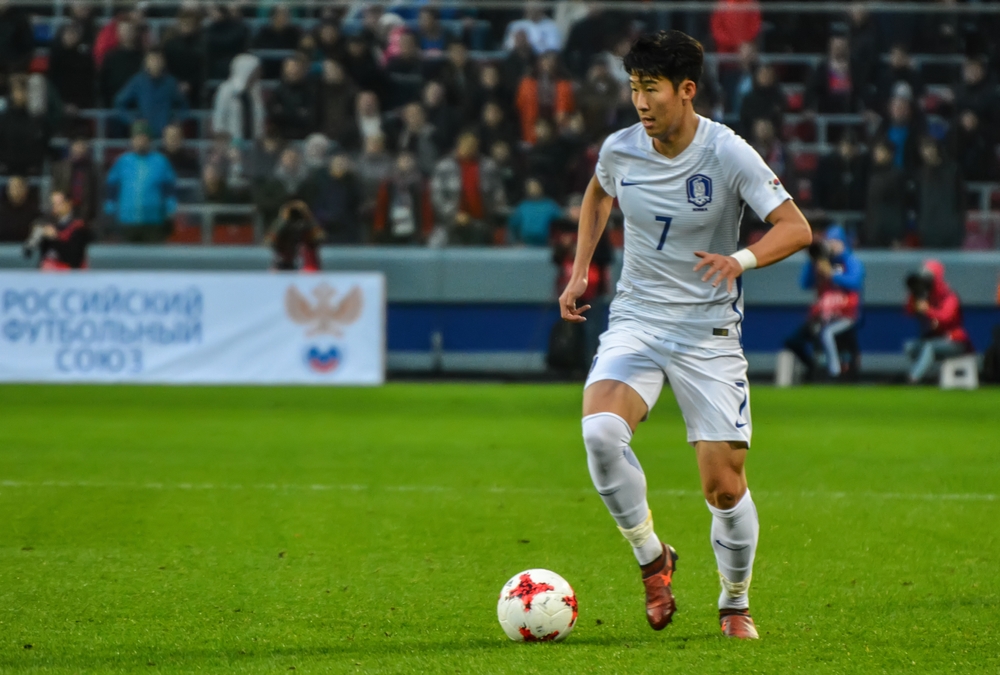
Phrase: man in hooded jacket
[
  {"left": 904, "top": 260, "right": 972, "bottom": 383},
  {"left": 212, "top": 53, "right": 265, "bottom": 143}
]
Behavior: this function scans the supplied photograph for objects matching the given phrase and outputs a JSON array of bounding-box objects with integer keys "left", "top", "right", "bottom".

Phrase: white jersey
[{"left": 595, "top": 116, "right": 792, "bottom": 349}]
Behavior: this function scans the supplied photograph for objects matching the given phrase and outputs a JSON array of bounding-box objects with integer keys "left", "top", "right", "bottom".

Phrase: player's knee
[
  {"left": 582, "top": 413, "right": 632, "bottom": 471},
  {"left": 582, "top": 412, "right": 630, "bottom": 449},
  {"left": 702, "top": 475, "right": 745, "bottom": 510},
  {"left": 707, "top": 490, "right": 741, "bottom": 510}
]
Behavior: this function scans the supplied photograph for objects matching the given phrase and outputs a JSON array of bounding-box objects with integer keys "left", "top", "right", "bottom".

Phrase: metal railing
[
  {"left": 967, "top": 183, "right": 999, "bottom": 215},
  {"left": 69, "top": 109, "right": 212, "bottom": 139},
  {"left": 175, "top": 203, "right": 261, "bottom": 245}
]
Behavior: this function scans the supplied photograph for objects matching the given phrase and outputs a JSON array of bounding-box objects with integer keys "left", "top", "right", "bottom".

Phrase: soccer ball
[{"left": 497, "top": 569, "right": 578, "bottom": 642}]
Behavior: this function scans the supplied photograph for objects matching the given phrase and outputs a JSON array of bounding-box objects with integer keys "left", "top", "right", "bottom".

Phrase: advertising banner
[{"left": 0, "top": 272, "right": 385, "bottom": 384}]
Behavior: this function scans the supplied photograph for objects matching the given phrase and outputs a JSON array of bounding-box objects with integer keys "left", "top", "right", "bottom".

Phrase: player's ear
[{"left": 680, "top": 79, "right": 697, "bottom": 103}]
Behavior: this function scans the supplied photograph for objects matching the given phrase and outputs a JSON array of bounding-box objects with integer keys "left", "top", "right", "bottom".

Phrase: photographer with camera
[
  {"left": 264, "top": 199, "right": 325, "bottom": 272},
  {"left": 903, "top": 260, "right": 971, "bottom": 384},
  {"left": 784, "top": 225, "right": 865, "bottom": 380},
  {"left": 24, "top": 190, "right": 91, "bottom": 270}
]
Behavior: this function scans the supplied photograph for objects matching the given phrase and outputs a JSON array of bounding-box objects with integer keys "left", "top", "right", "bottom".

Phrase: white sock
[
  {"left": 707, "top": 490, "right": 759, "bottom": 610},
  {"left": 582, "top": 413, "right": 663, "bottom": 565}
]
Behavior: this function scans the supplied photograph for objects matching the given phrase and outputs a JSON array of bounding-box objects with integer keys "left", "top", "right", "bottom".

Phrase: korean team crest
[{"left": 686, "top": 174, "right": 713, "bottom": 208}]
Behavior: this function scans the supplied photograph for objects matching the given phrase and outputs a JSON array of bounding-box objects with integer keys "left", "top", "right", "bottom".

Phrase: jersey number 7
[{"left": 655, "top": 216, "right": 673, "bottom": 251}]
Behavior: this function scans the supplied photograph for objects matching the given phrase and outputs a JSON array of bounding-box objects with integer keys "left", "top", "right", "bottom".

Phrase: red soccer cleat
[
  {"left": 640, "top": 544, "right": 678, "bottom": 630},
  {"left": 720, "top": 608, "right": 759, "bottom": 639}
]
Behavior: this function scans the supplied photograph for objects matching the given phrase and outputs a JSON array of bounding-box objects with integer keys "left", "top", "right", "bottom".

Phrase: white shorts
[{"left": 585, "top": 324, "right": 752, "bottom": 446}]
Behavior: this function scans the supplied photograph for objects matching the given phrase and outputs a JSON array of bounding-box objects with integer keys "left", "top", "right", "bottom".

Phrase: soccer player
[{"left": 560, "top": 31, "right": 812, "bottom": 639}]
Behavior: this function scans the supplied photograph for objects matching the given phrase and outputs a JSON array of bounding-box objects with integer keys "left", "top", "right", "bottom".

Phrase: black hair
[{"left": 622, "top": 30, "right": 703, "bottom": 90}]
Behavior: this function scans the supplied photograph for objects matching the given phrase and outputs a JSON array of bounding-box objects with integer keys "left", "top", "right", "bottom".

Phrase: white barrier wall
[{"left": 0, "top": 272, "right": 385, "bottom": 385}]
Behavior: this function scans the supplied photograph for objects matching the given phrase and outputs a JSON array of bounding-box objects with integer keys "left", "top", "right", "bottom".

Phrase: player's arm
[
  {"left": 694, "top": 199, "right": 812, "bottom": 292},
  {"left": 559, "top": 175, "right": 614, "bottom": 323}
]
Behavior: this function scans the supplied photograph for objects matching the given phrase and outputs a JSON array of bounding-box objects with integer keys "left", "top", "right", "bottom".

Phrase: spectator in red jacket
[
  {"left": 709, "top": 0, "right": 761, "bottom": 54},
  {"left": 904, "top": 260, "right": 972, "bottom": 383}
]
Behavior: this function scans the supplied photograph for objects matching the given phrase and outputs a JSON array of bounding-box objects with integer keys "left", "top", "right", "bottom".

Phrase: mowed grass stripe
[{"left": 1, "top": 479, "right": 996, "bottom": 502}]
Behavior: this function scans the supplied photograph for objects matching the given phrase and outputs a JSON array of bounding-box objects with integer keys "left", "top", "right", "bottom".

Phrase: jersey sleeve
[
  {"left": 594, "top": 136, "right": 618, "bottom": 198},
  {"left": 720, "top": 134, "right": 792, "bottom": 221}
]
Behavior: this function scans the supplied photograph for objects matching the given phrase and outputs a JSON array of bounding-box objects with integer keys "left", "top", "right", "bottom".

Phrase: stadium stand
[{"left": 0, "top": 1, "right": 998, "bottom": 248}]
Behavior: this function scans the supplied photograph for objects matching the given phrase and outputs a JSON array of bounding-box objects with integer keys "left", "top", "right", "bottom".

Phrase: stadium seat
[
  {"left": 168, "top": 220, "right": 204, "bottom": 244},
  {"left": 921, "top": 92, "right": 942, "bottom": 113},
  {"left": 783, "top": 119, "right": 816, "bottom": 143},
  {"left": 792, "top": 152, "right": 819, "bottom": 174},
  {"left": 212, "top": 224, "right": 256, "bottom": 245},
  {"left": 785, "top": 90, "right": 804, "bottom": 112},
  {"left": 32, "top": 23, "right": 52, "bottom": 44},
  {"left": 29, "top": 55, "right": 49, "bottom": 73},
  {"left": 962, "top": 217, "right": 994, "bottom": 250},
  {"left": 796, "top": 178, "right": 813, "bottom": 206}
]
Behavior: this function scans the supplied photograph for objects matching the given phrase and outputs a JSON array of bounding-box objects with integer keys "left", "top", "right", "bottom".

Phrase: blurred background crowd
[{"left": 1, "top": 0, "right": 999, "bottom": 251}]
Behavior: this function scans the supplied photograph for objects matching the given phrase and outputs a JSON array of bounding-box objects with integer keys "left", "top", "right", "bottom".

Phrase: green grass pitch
[{"left": 1, "top": 383, "right": 998, "bottom": 674}]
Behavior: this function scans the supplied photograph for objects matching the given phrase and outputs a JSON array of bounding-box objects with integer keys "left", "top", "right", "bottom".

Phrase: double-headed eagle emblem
[{"left": 285, "top": 283, "right": 363, "bottom": 336}]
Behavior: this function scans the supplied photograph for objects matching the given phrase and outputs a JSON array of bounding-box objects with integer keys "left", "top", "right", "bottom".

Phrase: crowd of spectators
[{"left": 1, "top": 1, "right": 1000, "bottom": 250}]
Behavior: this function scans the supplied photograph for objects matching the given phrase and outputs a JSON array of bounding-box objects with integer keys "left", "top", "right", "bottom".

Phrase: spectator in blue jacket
[
  {"left": 114, "top": 50, "right": 188, "bottom": 138},
  {"left": 508, "top": 177, "right": 563, "bottom": 246},
  {"left": 785, "top": 224, "right": 866, "bottom": 379},
  {"left": 104, "top": 121, "right": 178, "bottom": 243}
]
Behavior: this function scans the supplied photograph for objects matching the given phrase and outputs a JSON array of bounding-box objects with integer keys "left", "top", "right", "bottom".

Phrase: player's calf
[
  {"left": 708, "top": 491, "right": 758, "bottom": 609},
  {"left": 582, "top": 413, "right": 663, "bottom": 565}
]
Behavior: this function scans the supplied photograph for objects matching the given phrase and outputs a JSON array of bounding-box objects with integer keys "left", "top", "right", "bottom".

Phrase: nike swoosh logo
[
  {"left": 715, "top": 540, "right": 748, "bottom": 552},
  {"left": 620, "top": 180, "right": 644, "bottom": 186},
  {"left": 735, "top": 421, "right": 747, "bottom": 428}
]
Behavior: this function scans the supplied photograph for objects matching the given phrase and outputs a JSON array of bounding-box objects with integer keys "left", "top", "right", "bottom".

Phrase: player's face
[{"left": 629, "top": 74, "right": 693, "bottom": 139}]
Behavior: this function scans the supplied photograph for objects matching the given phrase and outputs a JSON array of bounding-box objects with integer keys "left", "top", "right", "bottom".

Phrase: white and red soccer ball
[{"left": 497, "top": 569, "right": 578, "bottom": 642}]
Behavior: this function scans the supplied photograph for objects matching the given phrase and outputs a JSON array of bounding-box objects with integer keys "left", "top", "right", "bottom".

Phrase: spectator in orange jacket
[
  {"left": 710, "top": 0, "right": 761, "bottom": 54},
  {"left": 515, "top": 51, "right": 574, "bottom": 144}
]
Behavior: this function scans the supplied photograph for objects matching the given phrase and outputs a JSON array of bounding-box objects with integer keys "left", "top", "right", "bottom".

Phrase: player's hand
[
  {"left": 693, "top": 252, "right": 742, "bottom": 293},
  {"left": 559, "top": 276, "right": 591, "bottom": 323}
]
